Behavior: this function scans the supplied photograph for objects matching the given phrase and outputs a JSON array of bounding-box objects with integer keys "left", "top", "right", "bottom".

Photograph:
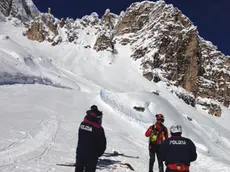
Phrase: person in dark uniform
[
  {"left": 160, "top": 123, "right": 197, "bottom": 172},
  {"left": 75, "top": 105, "right": 106, "bottom": 172},
  {"left": 145, "top": 114, "right": 168, "bottom": 172}
]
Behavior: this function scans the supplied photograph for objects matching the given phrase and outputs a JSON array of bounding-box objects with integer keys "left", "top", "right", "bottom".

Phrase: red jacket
[{"left": 145, "top": 122, "right": 168, "bottom": 145}]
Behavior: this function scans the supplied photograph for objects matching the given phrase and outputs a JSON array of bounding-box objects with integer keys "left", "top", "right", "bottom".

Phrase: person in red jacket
[{"left": 145, "top": 114, "right": 168, "bottom": 172}]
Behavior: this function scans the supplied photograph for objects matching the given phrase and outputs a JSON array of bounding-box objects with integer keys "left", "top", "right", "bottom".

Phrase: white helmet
[{"left": 170, "top": 123, "right": 182, "bottom": 133}]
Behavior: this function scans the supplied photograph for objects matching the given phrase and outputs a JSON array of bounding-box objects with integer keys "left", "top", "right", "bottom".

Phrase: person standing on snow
[
  {"left": 75, "top": 105, "right": 106, "bottom": 172},
  {"left": 145, "top": 114, "right": 168, "bottom": 172},
  {"left": 159, "top": 123, "right": 197, "bottom": 172}
]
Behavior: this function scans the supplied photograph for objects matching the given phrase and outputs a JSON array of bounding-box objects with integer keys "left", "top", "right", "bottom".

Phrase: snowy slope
[{"left": 0, "top": 21, "right": 230, "bottom": 172}]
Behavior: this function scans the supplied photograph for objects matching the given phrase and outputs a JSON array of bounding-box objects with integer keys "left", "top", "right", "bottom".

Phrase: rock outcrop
[
  {"left": 24, "top": 13, "right": 58, "bottom": 42},
  {"left": 0, "top": 0, "right": 39, "bottom": 22},
  {"left": 94, "top": 33, "right": 114, "bottom": 51},
  {"left": 111, "top": 1, "right": 229, "bottom": 116}
]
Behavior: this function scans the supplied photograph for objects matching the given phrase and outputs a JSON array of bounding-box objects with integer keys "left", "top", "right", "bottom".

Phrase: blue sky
[{"left": 33, "top": 0, "right": 230, "bottom": 55}]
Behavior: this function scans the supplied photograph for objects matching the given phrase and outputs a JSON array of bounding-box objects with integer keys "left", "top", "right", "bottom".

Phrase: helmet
[
  {"left": 170, "top": 123, "right": 182, "bottom": 133},
  {"left": 156, "top": 114, "right": 164, "bottom": 119},
  {"left": 156, "top": 114, "right": 164, "bottom": 122}
]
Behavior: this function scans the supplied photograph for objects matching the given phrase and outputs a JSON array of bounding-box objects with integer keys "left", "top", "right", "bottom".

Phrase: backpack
[{"left": 149, "top": 124, "right": 166, "bottom": 144}]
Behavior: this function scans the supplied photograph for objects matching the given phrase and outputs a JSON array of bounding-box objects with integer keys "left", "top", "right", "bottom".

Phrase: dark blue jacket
[
  {"left": 159, "top": 136, "right": 197, "bottom": 166},
  {"left": 76, "top": 110, "right": 106, "bottom": 158}
]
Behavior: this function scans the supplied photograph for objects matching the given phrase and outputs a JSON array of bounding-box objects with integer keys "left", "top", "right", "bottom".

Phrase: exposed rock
[
  {"left": 175, "top": 92, "right": 196, "bottom": 107},
  {"left": 65, "top": 18, "right": 79, "bottom": 42},
  {"left": 93, "top": 10, "right": 118, "bottom": 52},
  {"left": 176, "top": 31, "right": 200, "bottom": 94},
  {"left": 198, "top": 40, "right": 230, "bottom": 107},
  {"left": 25, "top": 12, "right": 102, "bottom": 44},
  {"left": 211, "top": 108, "right": 221, "bottom": 117},
  {"left": 0, "top": 11, "right": 6, "bottom": 21},
  {"left": 25, "top": 20, "right": 44, "bottom": 42},
  {"left": 131, "top": 47, "right": 148, "bottom": 60},
  {"left": 153, "top": 74, "right": 161, "bottom": 83},
  {"left": 115, "top": 1, "right": 154, "bottom": 35},
  {"left": 51, "top": 36, "right": 62, "bottom": 46},
  {"left": 80, "top": 12, "right": 100, "bottom": 27},
  {"left": 58, "top": 18, "right": 65, "bottom": 28},
  {"left": 152, "top": 90, "right": 160, "bottom": 95},
  {"left": 25, "top": 13, "right": 58, "bottom": 42},
  {"left": 143, "top": 72, "right": 153, "bottom": 81},
  {"left": 0, "top": 0, "right": 12, "bottom": 16},
  {"left": 224, "top": 99, "right": 230, "bottom": 107},
  {"left": 94, "top": 33, "right": 114, "bottom": 51},
  {"left": 41, "top": 13, "right": 58, "bottom": 35},
  {"left": 101, "top": 9, "right": 118, "bottom": 30},
  {"left": 113, "top": 1, "right": 229, "bottom": 115},
  {"left": 133, "top": 106, "right": 145, "bottom": 112},
  {"left": 120, "top": 38, "right": 130, "bottom": 45},
  {"left": 197, "top": 100, "right": 222, "bottom": 117},
  {"left": 0, "top": 0, "right": 39, "bottom": 22}
]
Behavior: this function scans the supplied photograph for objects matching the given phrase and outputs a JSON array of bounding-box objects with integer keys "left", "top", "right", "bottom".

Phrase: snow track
[
  {"left": 0, "top": 112, "right": 61, "bottom": 167},
  {"left": 184, "top": 115, "right": 230, "bottom": 161}
]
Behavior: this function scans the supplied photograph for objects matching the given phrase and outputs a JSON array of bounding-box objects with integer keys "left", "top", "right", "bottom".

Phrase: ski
[
  {"left": 57, "top": 162, "right": 76, "bottom": 167},
  {"left": 120, "top": 163, "right": 135, "bottom": 171},
  {"left": 56, "top": 163, "right": 117, "bottom": 170},
  {"left": 103, "top": 151, "right": 139, "bottom": 159},
  {"left": 56, "top": 158, "right": 135, "bottom": 171}
]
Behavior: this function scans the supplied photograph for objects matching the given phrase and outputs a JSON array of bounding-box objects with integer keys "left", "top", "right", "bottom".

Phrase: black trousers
[
  {"left": 149, "top": 144, "right": 164, "bottom": 172},
  {"left": 75, "top": 154, "right": 98, "bottom": 172}
]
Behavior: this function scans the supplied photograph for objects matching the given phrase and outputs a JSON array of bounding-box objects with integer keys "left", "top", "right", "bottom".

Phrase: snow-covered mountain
[
  {"left": 0, "top": 0, "right": 230, "bottom": 172},
  {"left": 17, "top": 0, "right": 230, "bottom": 116}
]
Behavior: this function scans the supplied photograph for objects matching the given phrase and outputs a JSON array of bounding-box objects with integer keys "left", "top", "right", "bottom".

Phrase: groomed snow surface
[{"left": 0, "top": 23, "right": 230, "bottom": 172}]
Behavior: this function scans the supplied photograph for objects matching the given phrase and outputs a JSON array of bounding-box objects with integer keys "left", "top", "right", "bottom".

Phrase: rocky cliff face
[
  {"left": 94, "top": 9, "right": 118, "bottom": 52},
  {"left": 0, "top": 10, "right": 6, "bottom": 22},
  {"left": 0, "top": 0, "right": 39, "bottom": 22},
  {"left": 23, "top": 12, "right": 58, "bottom": 42},
  {"left": 199, "top": 39, "right": 230, "bottom": 107},
  {"left": 112, "top": 1, "right": 230, "bottom": 115},
  {"left": 20, "top": 0, "right": 230, "bottom": 116}
]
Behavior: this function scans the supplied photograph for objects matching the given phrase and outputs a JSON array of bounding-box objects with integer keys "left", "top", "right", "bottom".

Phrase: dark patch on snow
[
  {"left": 187, "top": 116, "right": 193, "bottom": 121},
  {"left": 0, "top": 35, "right": 9, "bottom": 40},
  {"left": 133, "top": 106, "right": 145, "bottom": 112},
  {"left": 97, "top": 158, "right": 121, "bottom": 169},
  {"left": 0, "top": 72, "right": 72, "bottom": 89},
  {"left": 24, "top": 56, "right": 36, "bottom": 68},
  {"left": 152, "top": 91, "right": 159, "bottom": 95}
]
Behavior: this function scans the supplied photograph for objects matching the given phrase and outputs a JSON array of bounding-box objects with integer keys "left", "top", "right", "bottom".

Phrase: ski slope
[{"left": 0, "top": 23, "right": 230, "bottom": 172}]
